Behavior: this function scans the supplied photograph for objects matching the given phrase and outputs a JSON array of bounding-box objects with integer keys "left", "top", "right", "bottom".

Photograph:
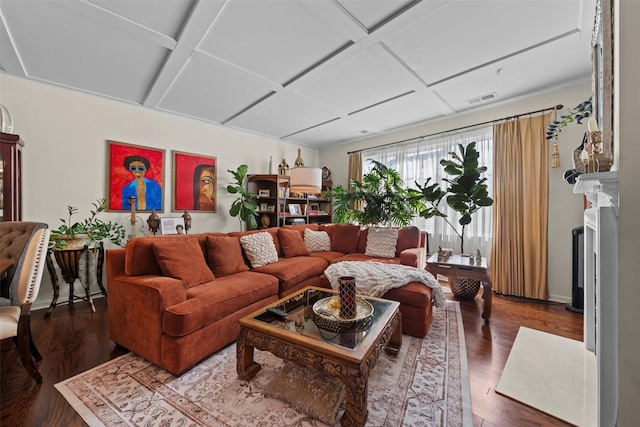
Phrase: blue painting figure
[{"left": 122, "top": 155, "right": 162, "bottom": 211}]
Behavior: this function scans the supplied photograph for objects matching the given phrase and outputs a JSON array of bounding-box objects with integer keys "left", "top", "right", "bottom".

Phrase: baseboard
[{"left": 548, "top": 294, "right": 572, "bottom": 304}]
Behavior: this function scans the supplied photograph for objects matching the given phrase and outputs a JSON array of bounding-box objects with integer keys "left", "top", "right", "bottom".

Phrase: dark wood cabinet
[{"left": 0, "top": 132, "right": 24, "bottom": 222}]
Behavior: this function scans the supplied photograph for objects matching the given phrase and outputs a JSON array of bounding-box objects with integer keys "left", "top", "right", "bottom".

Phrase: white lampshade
[{"left": 289, "top": 167, "right": 322, "bottom": 193}]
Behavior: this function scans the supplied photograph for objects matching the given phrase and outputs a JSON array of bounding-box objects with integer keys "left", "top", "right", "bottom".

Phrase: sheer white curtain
[{"left": 364, "top": 125, "right": 493, "bottom": 257}]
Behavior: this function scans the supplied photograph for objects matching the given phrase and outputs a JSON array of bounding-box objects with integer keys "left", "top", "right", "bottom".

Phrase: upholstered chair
[{"left": 0, "top": 224, "right": 50, "bottom": 382}]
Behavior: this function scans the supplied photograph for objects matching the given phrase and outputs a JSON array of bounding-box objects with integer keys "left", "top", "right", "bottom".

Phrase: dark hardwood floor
[{"left": 1, "top": 291, "right": 583, "bottom": 427}]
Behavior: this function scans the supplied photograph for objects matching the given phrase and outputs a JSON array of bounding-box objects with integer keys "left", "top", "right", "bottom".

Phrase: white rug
[
  {"left": 56, "top": 301, "right": 472, "bottom": 426},
  {"left": 496, "top": 327, "right": 596, "bottom": 426}
]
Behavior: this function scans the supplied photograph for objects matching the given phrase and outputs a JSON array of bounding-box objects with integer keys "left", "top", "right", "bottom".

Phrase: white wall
[
  {"left": 321, "top": 83, "right": 592, "bottom": 302},
  {"left": 615, "top": 0, "right": 640, "bottom": 423},
  {"left": 0, "top": 73, "right": 319, "bottom": 310}
]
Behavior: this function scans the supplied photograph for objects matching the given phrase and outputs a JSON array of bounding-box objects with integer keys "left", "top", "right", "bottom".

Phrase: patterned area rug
[{"left": 56, "top": 301, "right": 471, "bottom": 426}]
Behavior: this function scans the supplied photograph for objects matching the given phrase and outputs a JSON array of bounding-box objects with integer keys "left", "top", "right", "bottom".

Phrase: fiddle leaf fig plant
[
  {"left": 414, "top": 142, "right": 493, "bottom": 254},
  {"left": 226, "top": 164, "right": 259, "bottom": 231},
  {"left": 50, "top": 198, "right": 127, "bottom": 250}
]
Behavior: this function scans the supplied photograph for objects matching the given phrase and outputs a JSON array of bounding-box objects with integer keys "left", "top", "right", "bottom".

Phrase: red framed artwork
[
  {"left": 173, "top": 151, "right": 217, "bottom": 212},
  {"left": 106, "top": 140, "right": 165, "bottom": 212}
]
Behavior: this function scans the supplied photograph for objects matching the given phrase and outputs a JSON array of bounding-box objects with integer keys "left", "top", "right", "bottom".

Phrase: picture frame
[
  {"left": 309, "top": 203, "right": 320, "bottom": 211},
  {"left": 260, "top": 203, "right": 268, "bottom": 211},
  {"left": 161, "top": 217, "right": 186, "bottom": 235},
  {"left": 258, "top": 189, "right": 270, "bottom": 198},
  {"left": 107, "top": 140, "right": 165, "bottom": 212},
  {"left": 267, "top": 205, "right": 275, "bottom": 212},
  {"left": 288, "top": 204, "right": 301, "bottom": 215},
  {"left": 173, "top": 150, "right": 217, "bottom": 212}
]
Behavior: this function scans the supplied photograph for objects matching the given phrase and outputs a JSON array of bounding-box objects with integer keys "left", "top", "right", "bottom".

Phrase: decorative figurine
[
  {"left": 476, "top": 249, "right": 482, "bottom": 266},
  {"left": 278, "top": 159, "right": 289, "bottom": 175},
  {"left": 147, "top": 210, "right": 160, "bottom": 234},
  {"left": 182, "top": 210, "right": 192, "bottom": 234}
]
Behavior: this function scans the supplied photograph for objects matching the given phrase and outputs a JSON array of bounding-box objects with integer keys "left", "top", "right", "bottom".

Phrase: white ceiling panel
[
  {"left": 287, "top": 115, "right": 383, "bottom": 149},
  {"left": 385, "top": 0, "right": 583, "bottom": 85},
  {"left": 336, "top": 0, "right": 417, "bottom": 30},
  {"left": 158, "top": 55, "right": 275, "bottom": 124},
  {"left": 89, "top": 0, "right": 196, "bottom": 38},
  {"left": 297, "top": 47, "right": 417, "bottom": 114},
  {"left": 435, "top": 32, "right": 592, "bottom": 113},
  {"left": 198, "top": 0, "right": 352, "bottom": 85},
  {"left": 0, "top": 0, "right": 598, "bottom": 148},
  {"left": 1, "top": 0, "right": 168, "bottom": 103},
  {"left": 350, "top": 91, "right": 446, "bottom": 132},
  {"left": 233, "top": 94, "right": 342, "bottom": 138}
]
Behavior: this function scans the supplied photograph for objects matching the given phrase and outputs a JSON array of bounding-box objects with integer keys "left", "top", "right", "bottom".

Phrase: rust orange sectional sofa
[{"left": 106, "top": 223, "right": 434, "bottom": 374}]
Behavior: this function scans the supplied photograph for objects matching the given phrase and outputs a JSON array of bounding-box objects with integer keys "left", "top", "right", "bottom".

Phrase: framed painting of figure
[
  {"left": 107, "top": 140, "right": 165, "bottom": 212},
  {"left": 173, "top": 151, "right": 217, "bottom": 212}
]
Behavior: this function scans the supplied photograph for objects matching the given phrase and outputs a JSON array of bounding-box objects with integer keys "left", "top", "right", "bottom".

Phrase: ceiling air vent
[{"left": 466, "top": 92, "right": 498, "bottom": 105}]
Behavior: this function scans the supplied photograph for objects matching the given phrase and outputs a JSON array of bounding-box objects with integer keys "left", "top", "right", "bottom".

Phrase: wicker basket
[{"left": 448, "top": 276, "right": 481, "bottom": 300}]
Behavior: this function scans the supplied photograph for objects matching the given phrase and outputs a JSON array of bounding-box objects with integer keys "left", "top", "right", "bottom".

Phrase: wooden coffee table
[{"left": 237, "top": 286, "right": 402, "bottom": 427}]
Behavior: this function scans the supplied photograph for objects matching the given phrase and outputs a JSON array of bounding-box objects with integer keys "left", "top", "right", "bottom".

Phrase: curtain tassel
[{"left": 551, "top": 142, "right": 560, "bottom": 168}]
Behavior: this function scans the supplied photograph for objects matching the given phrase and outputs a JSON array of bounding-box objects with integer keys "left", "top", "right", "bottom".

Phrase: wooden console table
[{"left": 426, "top": 253, "right": 492, "bottom": 323}]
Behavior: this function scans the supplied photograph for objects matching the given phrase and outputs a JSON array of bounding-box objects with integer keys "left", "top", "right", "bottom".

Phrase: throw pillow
[
  {"left": 330, "top": 223, "right": 360, "bottom": 253},
  {"left": 151, "top": 238, "right": 214, "bottom": 288},
  {"left": 206, "top": 235, "right": 249, "bottom": 277},
  {"left": 239, "top": 232, "right": 279, "bottom": 268},
  {"left": 365, "top": 227, "right": 399, "bottom": 258},
  {"left": 278, "top": 228, "right": 310, "bottom": 257},
  {"left": 304, "top": 228, "right": 331, "bottom": 252}
]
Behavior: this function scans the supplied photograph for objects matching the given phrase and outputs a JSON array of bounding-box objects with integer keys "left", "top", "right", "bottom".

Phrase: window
[{"left": 364, "top": 126, "right": 493, "bottom": 256}]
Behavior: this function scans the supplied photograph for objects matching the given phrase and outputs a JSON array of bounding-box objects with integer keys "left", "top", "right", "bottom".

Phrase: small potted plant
[{"left": 50, "top": 198, "right": 127, "bottom": 250}]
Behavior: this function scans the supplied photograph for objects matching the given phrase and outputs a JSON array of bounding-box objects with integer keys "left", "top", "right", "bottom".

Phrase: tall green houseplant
[
  {"left": 414, "top": 142, "right": 493, "bottom": 254},
  {"left": 226, "top": 165, "right": 259, "bottom": 231},
  {"left": 329, "top": 160, "right": 422, "bottom": 226}
]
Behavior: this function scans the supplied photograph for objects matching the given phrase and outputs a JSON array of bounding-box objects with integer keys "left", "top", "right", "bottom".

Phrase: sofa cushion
[
  {"left": 396, "top": 226, "right": 421, "bottom": 257},
  {"left": 330, "top": 224, "right": 360, "bottom": 253},
  {"left": 365, "top": 227, "right": 399, "bottom": 258},
  {"left": 125, "top": 234, "right": 211, "bottom": 276},
  {"left": 229, "top": 228, "right": 282, "bottom": 257},
  {"left": 163, "top": 271, "right": 279, "bottom": 337},
  {"left": 283, "top": 223, "right": 319, "bottom": 237},
  {"left": 304, "top": 228, "right": 332, "bottom": 252},
  {"left": 253, "top": 256, "right": 328, "bottom": 295},
  {"left": 239, "top": 232, "right": 279, "bottom": 268},
  {"left": 308, "top": 251, "right": 346, "bottom": 263},
  {"left": 356, "top": 227, "right": 369, "bottom": 253},
  {"left": 151, "top": 237, "right": 215, "bottom": 288},
  {"left": 206, "top": 235, "right": 249, "bottom": 277},
  {"left": 278, "top": 228, "right": 310, "bottom": 258},
  {"left": 331, "top": 252, "right": 401, "bottom": 264}
]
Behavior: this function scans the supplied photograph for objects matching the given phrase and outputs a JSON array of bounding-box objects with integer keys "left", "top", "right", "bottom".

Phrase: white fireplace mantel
[
  {"left": 573, "top": 170, "right": 619, "bottom": 207},
  {"left": 572, "top": 169, "right": 619, "bottom": 426}
]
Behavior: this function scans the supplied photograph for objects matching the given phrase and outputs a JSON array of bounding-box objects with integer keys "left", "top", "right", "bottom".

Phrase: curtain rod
[{"left": 347, "top": 104, "right": 563, "bottom": 155}]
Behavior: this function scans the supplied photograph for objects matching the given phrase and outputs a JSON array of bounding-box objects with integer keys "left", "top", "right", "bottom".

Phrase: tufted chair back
[{"left": 0, "top": 222, "right": 48, "bottom": 306}]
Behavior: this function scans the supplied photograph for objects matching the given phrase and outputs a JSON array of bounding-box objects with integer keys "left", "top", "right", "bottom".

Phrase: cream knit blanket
[{"left": 324, "top": 261, "right": 446, "bottom": 308}]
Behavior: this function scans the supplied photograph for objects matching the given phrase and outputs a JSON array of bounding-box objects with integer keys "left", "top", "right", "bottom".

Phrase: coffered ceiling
[{"left": 0, "top": 0, "right": 596, "bottom": 149}]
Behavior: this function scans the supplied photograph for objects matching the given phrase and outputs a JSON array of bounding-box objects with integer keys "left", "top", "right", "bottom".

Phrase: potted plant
[
  {"left": 50, "top": 198, "right": 127, "bottom": 250},
  {"left": 414, "top": 141, "right": 493, "bottom": 254},
  {"left": 545, "top": 97, "right": 592, "bottom": 144},
  {"left": 226, "top": 164, "right": 259, "bottom": 231},
  {"left": 414, "top": 142, "right": 493, "bottom": 300},
  {"left": 328, "top": 160, "right": 423, "bottom": 226}
]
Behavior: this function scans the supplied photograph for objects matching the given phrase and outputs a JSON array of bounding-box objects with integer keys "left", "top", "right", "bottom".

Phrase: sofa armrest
[
  {"left": 106, "top": 249, "right": 187, "bottom": 362},
  {"left": 400, "top": 247, "right": 426, "bottom": 269}
]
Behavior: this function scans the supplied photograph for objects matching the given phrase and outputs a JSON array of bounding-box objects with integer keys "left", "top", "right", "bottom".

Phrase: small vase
[{"left": 295, "top": 149, "right": 304, "bottom": 167}]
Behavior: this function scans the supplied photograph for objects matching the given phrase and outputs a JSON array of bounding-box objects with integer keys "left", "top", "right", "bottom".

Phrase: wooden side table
[
  {"left": 44, "top": 244, "right": 105, "bottom": 318},
  {"left": 426, "top": 253, "right": 492, "bottom": 323}
]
